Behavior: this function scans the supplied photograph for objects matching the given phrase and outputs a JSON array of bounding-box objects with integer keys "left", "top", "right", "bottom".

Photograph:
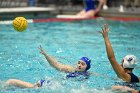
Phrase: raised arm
[
  {"left": 100, "top": 24, "right": 130, "bottom": 81},
  {"left": 39, "top": 45, "right": 75, "bottom": 73}
]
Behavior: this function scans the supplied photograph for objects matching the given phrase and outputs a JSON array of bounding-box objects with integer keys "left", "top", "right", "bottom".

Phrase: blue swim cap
[{"left": 80, "top": 57, "right": 91, "bottom": 71}]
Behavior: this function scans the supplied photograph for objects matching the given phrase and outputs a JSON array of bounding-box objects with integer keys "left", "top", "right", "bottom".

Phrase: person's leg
[
  {"left": 104, "top": 0, "right": 107, "bottom": 5},
  {"left": 6, "top": 79, "right": 34, "bottom": 88},
  {"left": 76, "top": 10, "right": 86, "bottom": 16},
  {"left": 83, "top": 10, "right": 96, "bottom": 18}
]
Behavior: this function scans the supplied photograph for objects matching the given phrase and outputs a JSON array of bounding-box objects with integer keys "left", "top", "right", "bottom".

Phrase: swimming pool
[{"left": 0, "top": 18, "right": 140, "bottom": 93}]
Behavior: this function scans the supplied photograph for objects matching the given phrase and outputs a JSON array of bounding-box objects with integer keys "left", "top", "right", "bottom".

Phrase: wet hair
[{"left": 124, "top": 68, "right": 134, "bottom": 71}]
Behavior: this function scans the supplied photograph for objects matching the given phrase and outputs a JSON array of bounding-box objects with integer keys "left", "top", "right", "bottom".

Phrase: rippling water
[{"left": 0, "top": 18, "right": 140, "bottom": 93}]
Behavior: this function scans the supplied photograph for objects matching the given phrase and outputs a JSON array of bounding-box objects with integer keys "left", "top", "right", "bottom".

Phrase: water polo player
[
  {"left": 5, "top": 45, "right": 91, "bottom": 88},
  {"left": 76, "top": 0, "right": 104, "bottom": 18},
  {"left": 100, "top": 24, "right": 140, "bottom": 92},
  {"left": 39, "top": 45, "right": 91, "bottom": 79}
]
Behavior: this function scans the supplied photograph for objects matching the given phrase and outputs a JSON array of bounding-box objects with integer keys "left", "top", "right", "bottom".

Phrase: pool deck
[
  {"left": 56, "top": 5, "right": 140, "bottom": 18},
  {"left": 99, "top": 7, "right": 140, "bottom": 18},
  {"left": 0, "top": 6, "right": 140, "bottom": 20}
]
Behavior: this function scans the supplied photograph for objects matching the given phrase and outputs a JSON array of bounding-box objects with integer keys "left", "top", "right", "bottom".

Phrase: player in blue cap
[
  {"left": 39, "top": 45, "right": 91, "bottom": 80},
  {"left": 100, "top": 24, "right": 140, "bottom": 92},
  {"left": 76, "top": 0, "right": 105, "bottom": 18},
  {"left": 5, "top": 45, "right": 91, "bottom": 88}
]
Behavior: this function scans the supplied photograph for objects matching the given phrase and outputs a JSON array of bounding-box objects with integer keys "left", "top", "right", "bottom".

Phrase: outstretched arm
[
  {"left": 39, "top": 45, "right": 75, "bottom": 73},
  {"left": 6, "top": 79, "right": 34, "bottom": 88},
  {"left": 112, "top": 85, "right": 139, "bottom": 93},
  {"left": 100, "top": 24, "right": 130, "bottom": 81}
]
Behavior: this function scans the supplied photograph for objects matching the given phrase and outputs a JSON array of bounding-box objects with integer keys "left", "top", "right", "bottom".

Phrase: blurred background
[
  {"left": 0, "top": 0, "right": 140, "bottom": 20},
  {"left": 0, "top": 0, "right": 128, "bottom": 8}
]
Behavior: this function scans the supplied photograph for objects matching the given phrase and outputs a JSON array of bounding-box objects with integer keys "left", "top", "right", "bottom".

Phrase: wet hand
[
  {"left": 99, "top": 24, "right": 110, "bottom": 37},
  {"left": 39, "top": 45, "right": 46, "bottom": 55}
]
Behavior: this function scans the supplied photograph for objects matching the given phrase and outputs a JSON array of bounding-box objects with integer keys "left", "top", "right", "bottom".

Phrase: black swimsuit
[
  {"left": 115, "top": 73, "right": 139, "bottom": 90},
  {"left": 128, "top": 73, "right": 139, "bottom": 83},
  {"left": 125, "top": 73, "right": 139, "bottom": 90}
]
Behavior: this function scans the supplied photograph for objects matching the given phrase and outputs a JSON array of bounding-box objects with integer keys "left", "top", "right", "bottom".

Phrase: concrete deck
[{"left": 56, "top": 5, "right": 140, "bottom": 18}]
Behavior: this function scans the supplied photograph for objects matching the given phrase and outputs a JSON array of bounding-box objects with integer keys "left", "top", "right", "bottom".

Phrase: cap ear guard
[{"left": 122, "top": 55, "right": 137, "bottom": 68}]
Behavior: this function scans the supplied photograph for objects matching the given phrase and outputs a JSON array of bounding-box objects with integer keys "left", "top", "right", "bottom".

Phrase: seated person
[
  {"left": 5, "top": 45, "right": 91, "bottom": 88},
  {"left": 76, "top": 0, "right": 104, "bottom": 18}
]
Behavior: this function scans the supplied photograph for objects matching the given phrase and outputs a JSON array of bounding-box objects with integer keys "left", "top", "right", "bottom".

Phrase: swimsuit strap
[{"left": 128, "top": 73, "right": 139, "bottom": 83}]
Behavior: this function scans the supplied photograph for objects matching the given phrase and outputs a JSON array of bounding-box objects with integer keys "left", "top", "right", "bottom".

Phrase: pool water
[{"left": 0, "top": 18, "right": 140, "bottom": 93}]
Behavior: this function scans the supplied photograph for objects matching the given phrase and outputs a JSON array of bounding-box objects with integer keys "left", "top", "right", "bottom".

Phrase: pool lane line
[
  {"left": 104, "top": 17, "right": 140, "bottom": 21},
  {"left": 0, "top": 19, "right": 33, "bottom": 24},
  {"left": 33, "top": 17, "right": 140, "bottom": 22},
  {"left": 0, "top": 17, "right": 140, "bottom": 24}
]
